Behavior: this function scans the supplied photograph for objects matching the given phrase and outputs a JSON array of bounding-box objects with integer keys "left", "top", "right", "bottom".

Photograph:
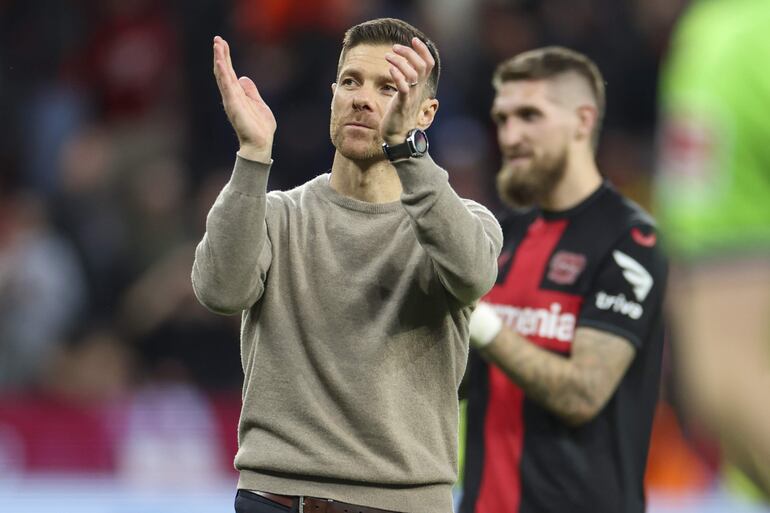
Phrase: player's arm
[
  {"left": 670, "top": 259, "right": 770, "bottom": 495},
  {"left": 472, "top": 311, "right": 634, "bottom": 426},
  {"left": 472, "top": 224, "right": 667, "bottom": 426}
]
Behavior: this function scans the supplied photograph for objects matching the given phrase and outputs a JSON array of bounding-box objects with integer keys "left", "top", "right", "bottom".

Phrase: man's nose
[
  {"left": 352, "top": 88, "right": 375, "bottom": 111},
  {"left": 499, "top": 119, "right": 524, "bottom": 147}
]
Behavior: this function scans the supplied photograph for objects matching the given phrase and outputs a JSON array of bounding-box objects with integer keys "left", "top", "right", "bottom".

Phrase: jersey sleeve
[{"left": 577, "top": 225, "right": 668, "bottom": 349}]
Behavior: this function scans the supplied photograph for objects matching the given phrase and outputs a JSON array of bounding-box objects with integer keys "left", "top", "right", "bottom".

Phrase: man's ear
[
  {"left": 417, "top": 98, "right": 440, "bottom": 130},
  {"left": 575, "top": 105, "right": 597, "bottom": 143},
  {"left": 331, "top": 82, "right": 337, "bottom": 95}
]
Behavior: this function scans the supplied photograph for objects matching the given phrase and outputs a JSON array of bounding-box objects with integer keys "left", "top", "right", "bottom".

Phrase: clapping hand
[
  {"left": 213, "top": 36, "right": 277, "bottom": 163},
  {"left": 381, "top": 37, "right": 436, "bottom": 145}
]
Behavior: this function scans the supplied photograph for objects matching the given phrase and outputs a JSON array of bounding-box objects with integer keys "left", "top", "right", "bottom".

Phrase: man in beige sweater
[{"left": 192, "top": 18, "right": 502, "bottom": 513}]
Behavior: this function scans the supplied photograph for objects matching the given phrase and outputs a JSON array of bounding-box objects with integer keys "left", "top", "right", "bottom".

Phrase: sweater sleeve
[
  {"left": 191, "top": 155, "right": 273, "bottom": 315},
  {"left": 394, "top": 154, "right": 503, "bottom": 305}
]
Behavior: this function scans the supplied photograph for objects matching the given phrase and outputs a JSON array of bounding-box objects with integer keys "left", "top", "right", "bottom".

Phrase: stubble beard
[
  {"left": 496, "top": 147, "right": 568, "bottom": 209},
  {"left": 330, "top": 118, "right": 385, "bottom": 163}
]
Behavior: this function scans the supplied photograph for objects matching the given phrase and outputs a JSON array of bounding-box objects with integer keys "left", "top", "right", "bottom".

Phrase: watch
[{"left": 382, "top": 128, "right": 429, "bottom": 161}]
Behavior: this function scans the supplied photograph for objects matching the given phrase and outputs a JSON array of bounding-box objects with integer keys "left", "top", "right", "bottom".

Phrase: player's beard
[
  {"left": 329, "top": 115, "right": 385, "bottom": 162},
  {"left": 496, "top": 146, "right": 568, "bottom": 208}
]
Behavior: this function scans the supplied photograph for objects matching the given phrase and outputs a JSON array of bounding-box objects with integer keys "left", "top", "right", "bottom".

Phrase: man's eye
[
  {"left": 341, "top": 78, "right": 356, "bottom": 86},
  {"left": 383, "top": 84, "right": 398, "bottom": 93}
]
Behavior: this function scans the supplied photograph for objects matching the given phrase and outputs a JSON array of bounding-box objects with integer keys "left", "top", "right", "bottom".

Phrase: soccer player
[
  {"left": 192, "top": 18, "right": 502, "bottom": 513},
  {"left": 460, "top": 47, "right": 667, "bottom": 513},
  {"left": 655, "top": 0, "right": 770, "bottom": 498}
]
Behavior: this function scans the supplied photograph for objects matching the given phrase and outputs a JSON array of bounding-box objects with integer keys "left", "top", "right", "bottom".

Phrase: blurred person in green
[{"left": 655, "top": 0, "right": 770, "bottom": 499}]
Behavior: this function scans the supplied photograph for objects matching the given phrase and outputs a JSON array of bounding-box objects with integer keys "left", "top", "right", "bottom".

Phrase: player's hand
[
  {"left": 380, "top": 37, "right": 434, "bottom": 145},
  {"left": 469, "top": 302, "right": 503, "bottom": 349},
  {"left": 213, "top": 36, "right": 276, "bottom": 163}
]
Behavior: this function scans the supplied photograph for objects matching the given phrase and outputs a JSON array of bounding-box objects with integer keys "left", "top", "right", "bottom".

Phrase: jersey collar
[{"left": 540, "top": 181, "right": 611, "bottom": 220}]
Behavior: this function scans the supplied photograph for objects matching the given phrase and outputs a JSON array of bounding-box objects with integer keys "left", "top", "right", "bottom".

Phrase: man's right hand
[{"left": 213, "top": 35, "right": 276, "bottom": 163}]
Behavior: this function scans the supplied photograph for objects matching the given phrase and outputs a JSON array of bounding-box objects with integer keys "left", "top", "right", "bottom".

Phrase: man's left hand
[{"left": 381, "top": 37, "right": 434, "bottom": 145}]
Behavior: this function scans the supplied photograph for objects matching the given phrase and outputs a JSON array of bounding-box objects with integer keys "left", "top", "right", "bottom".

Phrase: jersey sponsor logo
[
  {"left": 547, "top": 251, "right": 587, "bottom": 285},
  {"left": 612, "top": 250, "right": 653, "bottom": 301},
  {"left": 595, "top": 291, "right": 644, "bottom": 320},
  {"left": 491, "top": 302, "right": 576, "bottom": 342},
  {"left": 631, "top": 227, "right": 657, "bottom": 248}
]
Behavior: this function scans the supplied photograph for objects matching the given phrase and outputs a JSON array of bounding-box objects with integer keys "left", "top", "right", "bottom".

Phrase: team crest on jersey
[{"left": 547, "top": 251, "right": 587, "bottom": 285}]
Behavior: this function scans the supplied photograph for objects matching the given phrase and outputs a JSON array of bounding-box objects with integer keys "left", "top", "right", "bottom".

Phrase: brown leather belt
[{"left": 253, "top": 491, "right": 400, "bottom": 513}]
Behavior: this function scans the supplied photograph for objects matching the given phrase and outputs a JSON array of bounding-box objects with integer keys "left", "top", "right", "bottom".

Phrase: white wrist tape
[{"left": 469, "top": 302, "right": 503, "bottom": 349}]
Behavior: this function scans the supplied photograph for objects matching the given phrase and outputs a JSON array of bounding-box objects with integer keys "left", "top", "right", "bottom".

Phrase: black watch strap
[{"left": 382, "top": 129, "right": 428, "bottom": 162}]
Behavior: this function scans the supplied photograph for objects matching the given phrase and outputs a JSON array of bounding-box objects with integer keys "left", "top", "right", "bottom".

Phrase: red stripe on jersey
[
  {"left": 476, "top": 366, "right": 525, "bottom": 513},
  {"left": 486, "top": 218, "right": 582, "bottom": 353},
  {"left": 474, "top": 217, "right": 583, "bottom": 512},
  {"left": 499, "top": 217, "right": 562, "bottom": 292}
]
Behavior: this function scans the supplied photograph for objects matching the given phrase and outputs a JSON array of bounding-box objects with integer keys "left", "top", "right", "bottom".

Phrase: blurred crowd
[
  {"left": 0, "top": 0, "right": 687, "bottom": 395},
  {"left": 0, "top": 0, "right": 708, "bottom": 491}
]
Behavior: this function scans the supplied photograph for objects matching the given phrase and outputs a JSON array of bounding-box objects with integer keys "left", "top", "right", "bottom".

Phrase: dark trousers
[{"left": 234, "top": 490, "right": 296, "bottom": 513}]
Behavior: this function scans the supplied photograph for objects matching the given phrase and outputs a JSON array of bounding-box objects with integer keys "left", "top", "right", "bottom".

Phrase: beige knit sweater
[{"left": 192, "top": 154, "right": 502, "bottom": 513}]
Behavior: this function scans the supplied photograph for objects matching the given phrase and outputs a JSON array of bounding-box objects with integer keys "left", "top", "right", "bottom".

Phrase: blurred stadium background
[{"left": 0, "top": 0, "right": 767, "bottom": 512}]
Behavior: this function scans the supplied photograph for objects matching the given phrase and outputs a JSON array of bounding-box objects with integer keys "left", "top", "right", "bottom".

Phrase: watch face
[{"left": 412, "top": 129, "right": 428, "bottom": 154}]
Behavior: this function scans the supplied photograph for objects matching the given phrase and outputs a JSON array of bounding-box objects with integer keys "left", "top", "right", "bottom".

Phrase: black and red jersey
[{"left": 460, "top": 183, "right": 667, "bottom": 513}]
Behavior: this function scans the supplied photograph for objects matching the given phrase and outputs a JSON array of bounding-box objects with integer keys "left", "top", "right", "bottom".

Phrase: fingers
[
  {"left": 410, "top": 37, "right": 436, "bottom": 73},
  {"left": 222, "top": 37, "right": 235, "bottom": 78},
  {"left": 385, "top": 50, "right": 419, "bottom": 93},
  {"left": 389, "top": 37, "right": 434, "bottom": 89},
  {"left": 391, "top": 46, "right": 424, "bottom": 80},
  {"left": 392, "top": 41, "right": 429, "bottom": 80},
  {"left": 212, "top": 36, "right": 265, "bottom": 111},
  {"left": 212, "top": 37, "right": 230, "bottom": 94},
  {"left": 238, "top": 76, "right": 263, "bottom": 103},
  {"left": 385, "top": 59, "right": 407, "bottom": 95},
  {"left": 212, "top": 36, "right": 239, "bottom": 99}
]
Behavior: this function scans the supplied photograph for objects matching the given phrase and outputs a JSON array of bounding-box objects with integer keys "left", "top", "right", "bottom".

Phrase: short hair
[
  {"left": 493, "top": 46, "right": 606, "bottom": 149},
  {"left": 337, "top": 18, "right": 441, "bottom": 99}
]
